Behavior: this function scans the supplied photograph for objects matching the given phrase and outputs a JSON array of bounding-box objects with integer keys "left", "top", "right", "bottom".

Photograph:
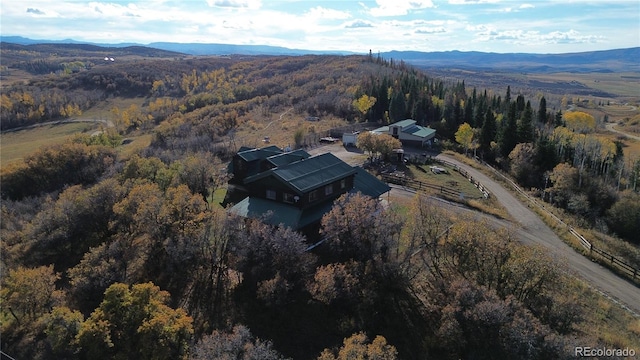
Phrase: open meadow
[{"left": 1, "top": 122, "right": 97, "bottom": 167}]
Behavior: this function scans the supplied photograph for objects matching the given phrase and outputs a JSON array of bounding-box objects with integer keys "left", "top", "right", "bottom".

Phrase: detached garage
[{"left": 371, "top": 119, "right": 436, "bottom": 147}]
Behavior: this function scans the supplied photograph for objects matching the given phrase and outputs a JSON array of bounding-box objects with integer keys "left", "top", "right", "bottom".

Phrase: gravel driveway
[
  {"left": 308, "top": 143, "right": 640, "bottom": 316},
  {"left": 436, "top": 154, "right": 640, "bottom": 316}
]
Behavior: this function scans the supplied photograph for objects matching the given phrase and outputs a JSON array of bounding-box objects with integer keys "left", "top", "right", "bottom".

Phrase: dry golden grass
[
  {"left": 405, "top": 163, "right": 484, "bottom": 197},
  {"left": 597, "top": 130, "right": 640, "bottom": 159},
  {"left": 572, "top": 103, "right": 640, "bottom": 159},
  {"left": 530, "top": 72, "right": 640, "bottom": 98},
  {"left": 118, "top": 133, "right": 153, "bottom": 160},
  {"left": 1, "top": 122, "right": 97, "bottom": 167},
  {"left": 0, "top": 68, "right": 37, "bottom": 86},
  {"left": 232, "top": 108, "right": 350, "bottom": 150},
  {"left": 465, "top": 198, "right": 510, "bottom": 219},
  {"left": 571, "top": 278, "right": 640, "bottom": 350},
  {"left": 83, "top": 97, "right": 147, "bottom": 120}
]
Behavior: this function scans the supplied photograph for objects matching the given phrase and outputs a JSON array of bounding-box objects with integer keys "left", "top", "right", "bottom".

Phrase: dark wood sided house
[{"left": 224, "top": 145, "right": 390, "bottom": 234}]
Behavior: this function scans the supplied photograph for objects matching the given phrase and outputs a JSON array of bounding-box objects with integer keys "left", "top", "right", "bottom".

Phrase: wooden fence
[
  {"left": 380, "top": 158, "right": 491, "bottom": 200},
  {"left": 434, "top": 158, "right": 491, "bottom": 199},
  {"left": 569, "top": 227, "right": 639, "bottom": 281},
  {"left": 483, "top": 162, "right": 640, "bottom": 282},
  {"left": 381, "top": 173, "right": 464, "bottom": 198}
]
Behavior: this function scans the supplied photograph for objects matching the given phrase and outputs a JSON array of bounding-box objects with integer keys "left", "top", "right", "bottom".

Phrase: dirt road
[
  {"left": 306, "top": 143, "right": 640, "bottom": 315},
  {"left": 435, "top": 154, "right": 640, "bottom": 316},
  {"left": 605, "top": 122, "right": 640, "bottom": 142}
]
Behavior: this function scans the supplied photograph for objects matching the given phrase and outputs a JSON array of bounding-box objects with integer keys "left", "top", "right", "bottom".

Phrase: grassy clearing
[
  {"left": 118, "top": 133, "right": 153, "bottom": 160},
  {"left": 530, "top": 72, "right": 640, "bottom": 98},
  {"left": 598, "top": 130, "right": 640, "bottom": 159},
  {"left": 405, "top": 163, "right": 483, "bottom": 197},
  {"left": 1, "top": 122, "right": 98, "bottom": 167},
  {"left": 210, "top": 187, "right": 228, "bottom": 208},
  {"left": 82, "top": 96, "right": 147, "bottom": 121},
  {"left": 233, "top": 108, "right": 350, "bottom": 150},
  {"left": 465, "top": 197, "right": 510, "bottom": 219},
  {"left": 571, "top": 278, "right": 640, "bottom": 349},
  {"left": 0, "top": 68, "right": 36, "bottom": 86}
]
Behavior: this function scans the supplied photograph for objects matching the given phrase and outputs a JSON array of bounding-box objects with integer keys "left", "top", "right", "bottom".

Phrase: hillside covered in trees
[{"left": 1, "top": 49, "right": 639, "bottom": 359}]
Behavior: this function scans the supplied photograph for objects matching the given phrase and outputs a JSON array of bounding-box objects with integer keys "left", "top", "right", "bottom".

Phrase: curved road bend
[
  {"left": 433, "top": 154, "right": 640, "bottom": 316},
  {"left": 605, "top": 122, "right": 640, "bottom": 142}
]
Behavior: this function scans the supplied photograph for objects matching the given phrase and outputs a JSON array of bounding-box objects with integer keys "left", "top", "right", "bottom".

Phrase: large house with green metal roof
[
  {"left": 371, "top": 119, "right": 436, "bottom": 147},
  {"left": 225, "top": 146, "right": 390, "bottom": 232}
]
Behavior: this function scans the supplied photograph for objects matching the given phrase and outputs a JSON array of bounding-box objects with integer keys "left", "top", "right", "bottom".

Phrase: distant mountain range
[
  {"left": 0, "top": 36, "right": 353, "bottom": 56},
  {"left": 2, "top": 36, "right": 638, "bottom": 73},
  {"left": 384, "top": 48, "right": 640, "bottom": 73}
]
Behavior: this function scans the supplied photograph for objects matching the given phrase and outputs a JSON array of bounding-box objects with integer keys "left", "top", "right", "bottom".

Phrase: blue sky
[{"left": 2, "top": 0, "right": 639, "bottom": 53}]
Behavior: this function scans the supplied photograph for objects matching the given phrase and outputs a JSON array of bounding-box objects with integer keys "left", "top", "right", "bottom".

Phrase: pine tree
[
  {"left": 464, "top": 98, "right": 474, "bottom": 127},
  {"left": 516, "top": 94, "right": 526, "bottom": 113},
  {"left": 538, "top": 96, "right": 548, "bottom": 124},
  {"left": 480, "top": 108, "right": 496, "bottom": 156},
  {"left": 554, "top": 110, "right": 564, "bottom": 127},
  {"left": 517, "top": 101, "right": 534, "bottom": 143},
  {"left": 499, "top": 102, "right": 518, "bottom": 157},
  {"left": 388, "top": 89, "right": 406, "bottom": 122},
  {"left": 504, "top": 86, "right": 511, "bottom": 106}
]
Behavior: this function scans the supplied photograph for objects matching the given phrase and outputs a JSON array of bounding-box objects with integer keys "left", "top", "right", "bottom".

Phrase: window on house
[
  {"left": 308, "top": 189, "right": 319, "bottom": 202},
  {"left": 266, "top": 189, "right": 276, "bottom": 200},
  {"left": 324, "top": 184, "right": 333, "bottom": 196},
  {"left": 340, "top": 178, "right": 347, "bottom": 189},
  {"left": 283, "top": 193, "right": 295, "bottom": 203}
]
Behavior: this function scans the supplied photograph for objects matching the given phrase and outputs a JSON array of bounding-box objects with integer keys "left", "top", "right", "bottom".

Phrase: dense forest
[{"left": 1, "top": 52, "right": 639, "bottom": 359}]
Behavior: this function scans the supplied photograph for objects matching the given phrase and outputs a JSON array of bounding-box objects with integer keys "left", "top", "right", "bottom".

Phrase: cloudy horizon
[{"left": 2, "top": 0, "right": 639, "bottom": 54}]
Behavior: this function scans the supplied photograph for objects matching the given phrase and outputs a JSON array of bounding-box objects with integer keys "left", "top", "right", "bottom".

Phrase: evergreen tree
[
  {"left": 464, "top": 98, "right": 474, "bottom": 127},
  {"left": 388, "top": 89, "right": 406, "bottom": 122},
  {"left": 554, "top": 110, "right": 564, "bottom": 127},
  {"left": 534, "top": 135, "right": 559, "bottom": 175},
  {"left": 479, "top": 108, "right": 496, "bottom": 157},
  {"left": 474, "top": 96, "right": 487, "bottom": 129},
  {"left": 538, "top": 96, "right": 548, "bottom": 124},
  {"left": 453, "top": 99, "right": 464, "bottom": 128},
  {"left": 372, "top": 79, "right": 390, "bottom": 122},
  {"left": 499, "top": 102, "right": 518, "bottom": 157},
  {"left": 504, "top": 86, "right": 511, "bottom": 107},
  {"left": 516, "top": 94, "right": 525, "bottom": 113},
  {"left": 517, "top": 101, "right": 534, "bottom": 143}
]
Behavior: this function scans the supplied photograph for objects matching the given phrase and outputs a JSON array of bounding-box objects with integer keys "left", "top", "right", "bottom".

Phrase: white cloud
[
  {"left": 369, "top": 0, "right": 435, "bottom": 17},
  {"left": 497, "top": 3, "right": 534, "bottom": 13},
  {"left": 472, "top": 27, "right": 605, "bottom": 45},
  {"left": 305, "top": 6, "right": 351, "bottom": 20},
  {"left": 26, "top": 8, "right": 46, "bottom": 15},
  {"left": 415, "top": 27, "right": 447, "bottom": 34},
  {"left": 448, "top": 0, "right": 500, "bottom": 4},
  {"left": 1, "top": 0, "right": 634, "bottom": 53},
  {"left": 542, "top": 29, "right": 604, "bottom": 44},
  {"left": 206, "top": 0, "right": 262, "bottom": 10},
  {"left": 345, "top": 20, "right": 374, "bottom": 28}
]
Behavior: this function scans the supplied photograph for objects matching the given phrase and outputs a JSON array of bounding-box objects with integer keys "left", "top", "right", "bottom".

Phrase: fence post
[
  {"left": 611, "top": 255, "right": 615, "bottom": 265},
  {"left": 634, "top": 268, "right": 637, "bottom": 280}
]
